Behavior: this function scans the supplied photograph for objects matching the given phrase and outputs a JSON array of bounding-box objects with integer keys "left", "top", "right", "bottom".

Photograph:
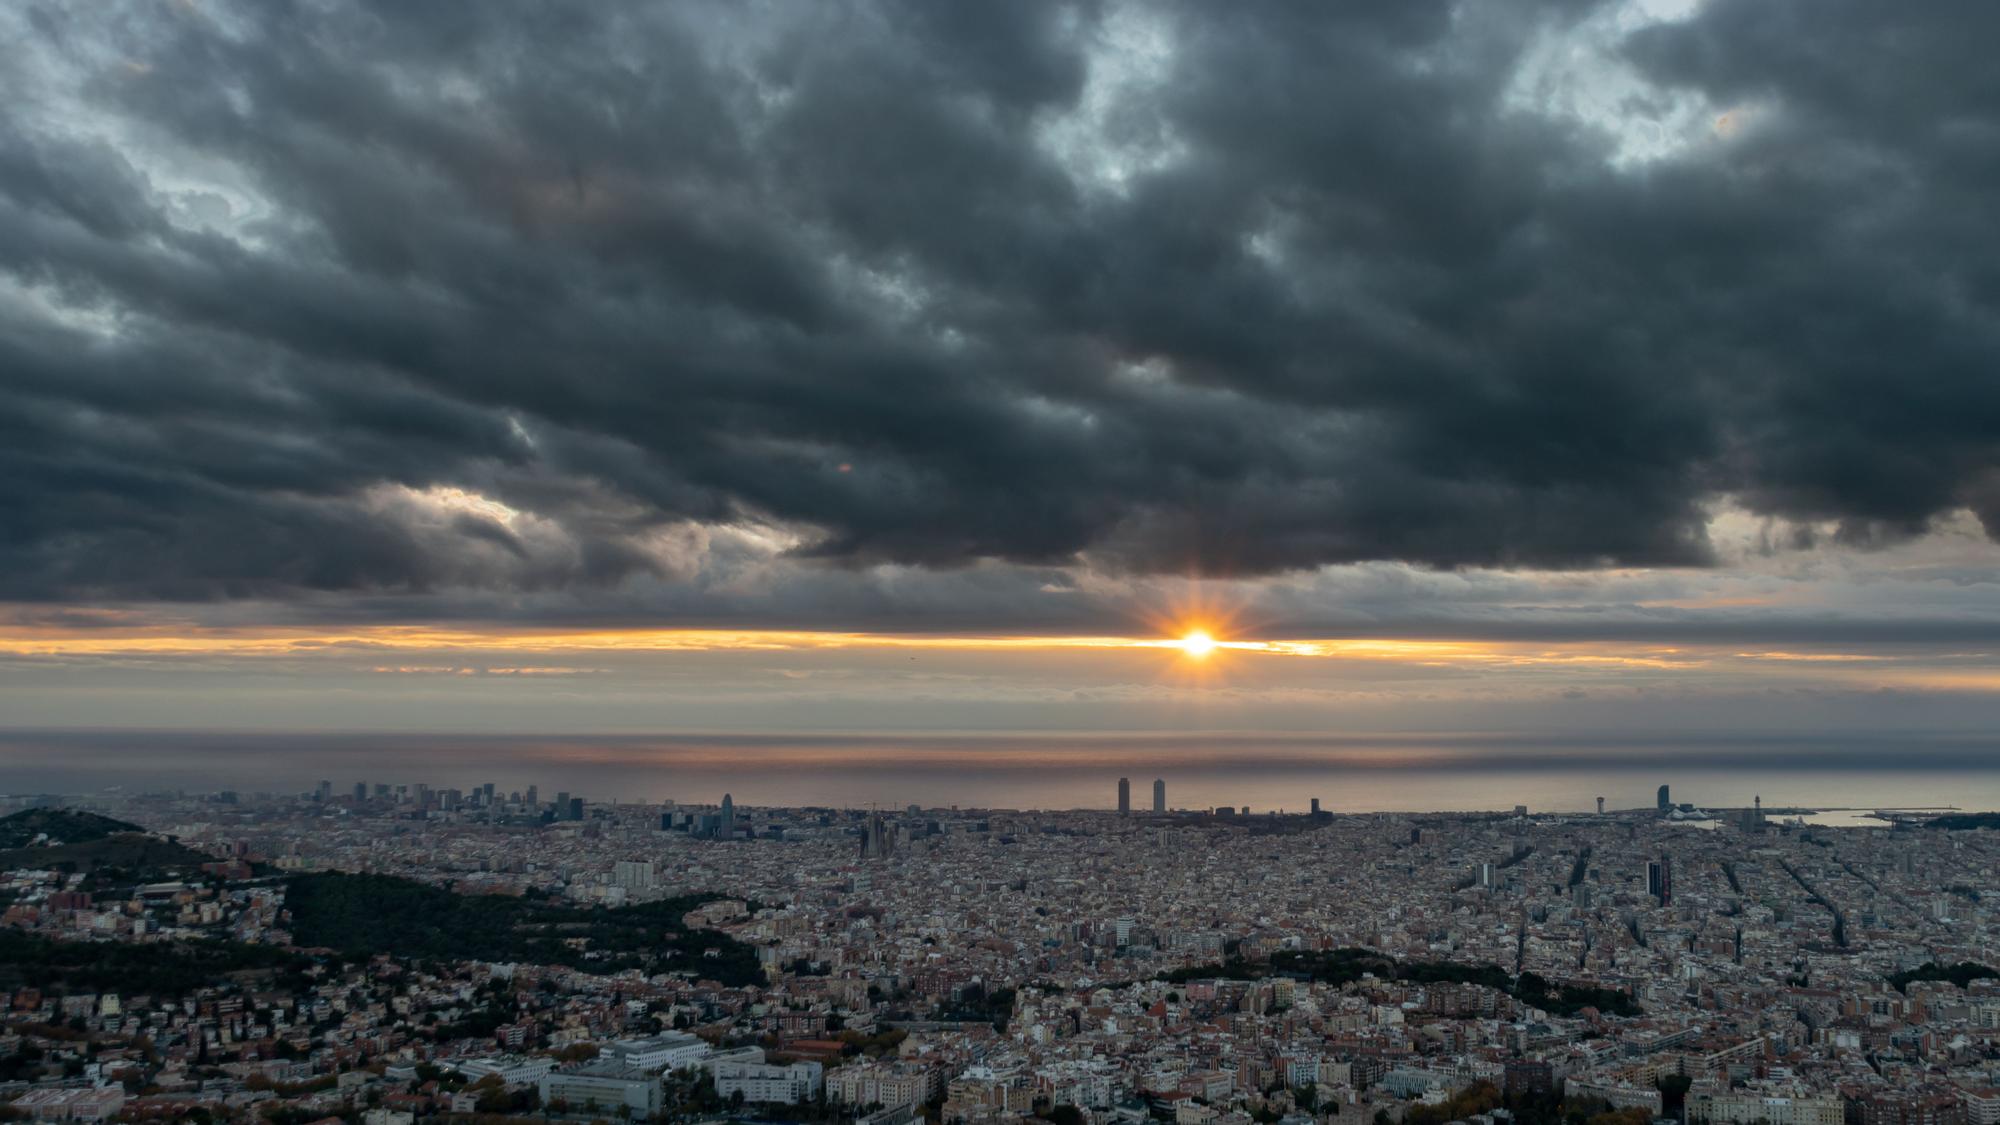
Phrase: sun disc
[{"left": 1180, "top": 630, "right": 1216, "bottom": 658}]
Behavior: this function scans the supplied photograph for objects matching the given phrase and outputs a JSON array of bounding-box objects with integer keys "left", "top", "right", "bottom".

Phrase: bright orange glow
[{"left": 0, "top": 622, "right": 1987, "bottom": 688}]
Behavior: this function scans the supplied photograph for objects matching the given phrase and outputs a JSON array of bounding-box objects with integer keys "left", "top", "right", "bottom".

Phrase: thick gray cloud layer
[{"left": 4, "top": 0, "right": 2000, "bottom": 606}]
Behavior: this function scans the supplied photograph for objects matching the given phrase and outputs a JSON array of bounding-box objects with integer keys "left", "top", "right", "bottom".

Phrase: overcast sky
[{"left": 3, "top": 0, "right": 1999, "bottom": 746}]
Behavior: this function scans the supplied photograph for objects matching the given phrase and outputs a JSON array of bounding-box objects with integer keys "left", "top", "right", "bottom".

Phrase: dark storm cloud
[{"left": 3, "top": 0, "right": 1999, "bottom": 603}]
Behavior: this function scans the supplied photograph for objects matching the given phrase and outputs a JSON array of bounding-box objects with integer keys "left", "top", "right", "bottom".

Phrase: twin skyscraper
[{"left": 1117, "top": 777, "right": 1167, "bottom": 815}]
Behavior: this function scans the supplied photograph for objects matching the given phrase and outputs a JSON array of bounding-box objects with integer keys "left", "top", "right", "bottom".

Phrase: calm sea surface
[{"left": 5, "top": 728, "right": 2000, "bottom": 815}]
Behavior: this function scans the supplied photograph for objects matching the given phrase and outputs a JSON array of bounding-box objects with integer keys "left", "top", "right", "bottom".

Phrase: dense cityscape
[{"left": 4, "top": 780, "right": 2000, "bottom": 1125}]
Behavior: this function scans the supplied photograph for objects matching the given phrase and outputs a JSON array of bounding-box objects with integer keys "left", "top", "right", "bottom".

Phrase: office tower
[
  {"left": 315, "top": 780, "right": 332, "bottom": 802},
  {"left": 526, "top": 784, "right": 539, "bottom": 808},
  {"left": 1117, "top": 778, "right": 1130, "bottom": 816},
  {"left": 1152, "top": 778, "right": 1166, "bottom": 813},
  {"left": 353, "top": 782, "right": 366, "bottom": 803},
  {"left": 555, "top": 791, "right": 569, "bottom": 817},
  {"left": 720, "top": 793, "right": 735, "bottom": 839},
  {"left": 1657, "top": 784, "right": 1670, "bottom": 811},
  {"left": 1647, "top": 855, "right": 1673, "bottom": 905},
  {"left": 1310, "top": 797, "right": 1320, "bottom": 816},
  {"left": 1596, "top": 796, "right": 1605, "bottom": 815}
]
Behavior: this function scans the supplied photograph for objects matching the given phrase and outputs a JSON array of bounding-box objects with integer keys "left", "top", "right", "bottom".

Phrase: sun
[{"left": 1178, "top": 630, "right": 1217, "bottom": 659}]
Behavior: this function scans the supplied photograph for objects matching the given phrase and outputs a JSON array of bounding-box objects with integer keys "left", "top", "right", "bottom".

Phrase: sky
[{"left": 3, "top": 0, "right": 2000, "bottom": 773}]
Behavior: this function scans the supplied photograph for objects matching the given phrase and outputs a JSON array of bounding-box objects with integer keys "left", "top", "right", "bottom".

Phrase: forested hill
[
  {"left": 0, "top": 807, "right": 146, "bottom": 848},
  {"left": 283, "top": 871, "right": 763, "bottom": 987}
]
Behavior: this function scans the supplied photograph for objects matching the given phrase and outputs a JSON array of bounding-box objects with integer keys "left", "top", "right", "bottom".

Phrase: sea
[{"left": 5, "top": 727, "right": 2000, "bottom": 817}]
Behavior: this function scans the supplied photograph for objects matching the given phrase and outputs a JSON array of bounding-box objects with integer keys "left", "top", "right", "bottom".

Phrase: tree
[{"left": 1656, "top": 1074, "right": 1693, "bottom": 1120}]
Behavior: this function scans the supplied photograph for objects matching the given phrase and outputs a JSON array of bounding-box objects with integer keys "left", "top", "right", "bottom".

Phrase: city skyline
[{"left": 5, "top": 776, "right": 1996, "bottom": 1122}]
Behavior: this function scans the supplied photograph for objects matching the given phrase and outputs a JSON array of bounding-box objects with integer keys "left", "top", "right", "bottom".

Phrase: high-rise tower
[
  {"left": 720, "top": 793, "right": 735, "bottom": 839},
  {"left": 1657, "top": 784, "right": 1671, "bottom": 812},
  {"left": 1117, "top": 778, "right": 1131, "bottom": 816},
  {"left": 1152, "top": 778, "right": 1166, "bottom": 813},
  {"left": 1648, "top": 854, "right": 1674, "bottom": 905}
]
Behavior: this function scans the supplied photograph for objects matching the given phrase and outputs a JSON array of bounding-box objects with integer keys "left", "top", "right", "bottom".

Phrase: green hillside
[
  {"left": 284, "top": 871, "right": 763, "bottom": 986},
  {"left": 0, "top": 807, "right": 146, "bottom": 848}
]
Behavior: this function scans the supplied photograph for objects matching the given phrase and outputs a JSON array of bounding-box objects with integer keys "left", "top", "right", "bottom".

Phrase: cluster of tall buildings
[
  {"left": 664, "top": 793, "right": 738, "bottom": 839},
  {"left": 313, "top": 778, "right": 581, "bottom": 819}
]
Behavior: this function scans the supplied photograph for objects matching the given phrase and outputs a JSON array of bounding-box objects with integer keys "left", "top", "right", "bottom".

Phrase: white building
[
  {"left": 540, "top": 1061, "right": 663, "bottom": 1118},
  {"left": 452, "top": 1055, "right": 554, "bottom": 1086},
  {"left": 714, "top": 1058, "right": 825, "bottom": 1105},
  {"left": 612, "top": 860, "right": 656, "bottom": 891},
  {"left": 9, "top": 1088, "right": 126, "bottom": 1122},
  {"left": 599, "top": 1032, "right": 710, "bottom": 1072},
  {"left": 829, "top": 1061, "right": 942, "bottom": 1108},
  {"left": 1689, "top": 1091, "right": 1844, "bottom": 1125},
  {"left": 1963, "top": 1088, "right": 2000, "bottom": 1125}
]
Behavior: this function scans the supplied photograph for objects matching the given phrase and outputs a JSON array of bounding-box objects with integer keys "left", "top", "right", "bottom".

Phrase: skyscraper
[
  {"left": 1117, "top": 778, "right": 1130, "bottom": 816},
  {"left": 1152, "top": 778, "right": 1166, "bottom": 813},
  {"left": 1657, "top": 784, "right": 1670, "bottom": 811},
  {"left": 1648, "top": 854, "right": 1673, "bottom": 905},
  {"left": 1310, "top": 797, "right": 1320, "bottom": 816},
  {"left": 1596, "top": 796, "right": 1605, "bottom": 815},
  {"left": 720, "top": 793, "right": 735, "bottom": 839}
]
